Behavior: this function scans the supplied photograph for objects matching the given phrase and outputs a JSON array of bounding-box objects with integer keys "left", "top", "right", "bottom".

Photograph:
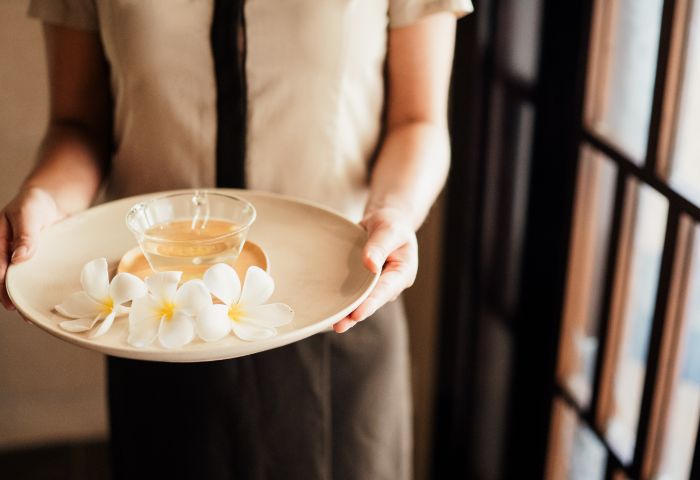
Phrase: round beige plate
[{"left": 6, "top": 189, "right": 379, "bottom": 362}]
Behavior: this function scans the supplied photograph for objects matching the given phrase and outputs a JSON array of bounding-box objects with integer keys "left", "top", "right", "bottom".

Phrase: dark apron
[{"left": 107, "top": 298, "right": 412, "bottom": 479}]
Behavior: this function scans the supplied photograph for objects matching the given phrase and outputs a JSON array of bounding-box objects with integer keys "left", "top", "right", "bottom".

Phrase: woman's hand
[
  {"left": 333, "top": 207, "right": 418, "bottom": 333},
  {"left": 0, "top": 25, "right": 113, "bottom": 311},
  {"left": 0, "top": 187, "right": 66, "bottom": 310}
]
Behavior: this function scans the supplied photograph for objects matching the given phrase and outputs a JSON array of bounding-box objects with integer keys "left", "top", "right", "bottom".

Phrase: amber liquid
[{"left": 143, "top": 219, "right": 244, "bottom": 273}]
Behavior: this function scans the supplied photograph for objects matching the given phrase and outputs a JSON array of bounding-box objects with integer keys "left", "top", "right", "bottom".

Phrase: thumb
[
  {"left": 7, "top": 208, "right": 43, "bottom": 264},
  {"left": 0, "top": 214, "right": 14, "bottom": 309},
  {"left": 362, "top": 222, "right": 409, "bottom": 274},
  {"left": 6, "top": 188, "right": 64, "bottom": 265}
]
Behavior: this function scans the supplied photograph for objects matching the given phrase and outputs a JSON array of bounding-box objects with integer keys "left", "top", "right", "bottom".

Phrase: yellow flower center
[
  {"left": 157, "top": 301, "right": 177, "bottom": 321},
  {"left": 101, "top": 298, "right": 114, "bottom": 315},
  {"left": 228, "top": 304, "right": 246, "bottom": 323}
]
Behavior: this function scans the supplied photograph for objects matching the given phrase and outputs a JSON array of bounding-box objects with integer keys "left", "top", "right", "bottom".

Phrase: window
[
  {"left": 549, "top": 0, "right": 700, "bottom": 477},
  {"left": 585, "top": 0, "right": 665, "bottom": 161},
  {"left": 557, "top": 149, "right": 617, "bottom": 408},
  {"left": 599, "top": 183, "right": 668, "bottom": 462}
]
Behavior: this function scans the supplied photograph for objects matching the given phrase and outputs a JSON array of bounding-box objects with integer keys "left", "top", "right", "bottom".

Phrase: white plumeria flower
[
  {"left": 197, "top": 264, "right": 293, "bottom": 342},
  {"left": 128, "top": 271, "right": 211, "bottom": 349},
  {"left": 56, "top": 258, "right": 147, "bottom": 338}
]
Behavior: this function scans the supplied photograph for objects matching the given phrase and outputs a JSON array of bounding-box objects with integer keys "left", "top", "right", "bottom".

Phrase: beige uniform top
[
  {"left": 27, "top": 2, "right": 473, "bottom": 479},
  {"left": 29, "top": 0, "right": 471, "bottom": 222}
]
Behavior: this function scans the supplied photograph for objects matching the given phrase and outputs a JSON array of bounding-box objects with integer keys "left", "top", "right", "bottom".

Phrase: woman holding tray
[{"left": 0, "top": 1, "right": 472, "bottom": 478}]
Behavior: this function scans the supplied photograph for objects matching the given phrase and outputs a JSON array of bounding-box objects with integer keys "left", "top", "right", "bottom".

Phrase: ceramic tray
[{"left": 6, "top": 189, "right": 378, "bottom": 362}]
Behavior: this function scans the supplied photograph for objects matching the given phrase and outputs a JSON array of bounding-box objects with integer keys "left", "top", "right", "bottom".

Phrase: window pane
[
  {"left": 587, "top": 0, "right": 664, "bottom": 161},
  {"left": 481, "top": 87, "right": 535, "bottom": 314},
  {"left": 558, "top": 150, "right": 617, "bottom": 407},
  {"left": 670, "top": 1, "right": 700, "bottom": 206},
  {"left": 496, "top": 0, "right": 543, "bottom": 81},
  {"left": 604, "top": 184, "right": 669, "bottom": 462},
  {"left": 547, "top": 399, "right": 608, "bottom": 480},
  {"left": 656, "top": 225, "right": 700, "bottom": 480},
  {"left": 502, "top": 102, "right": 535, "bottom": 311},
  {"left": 569, "top": 422, "right": 608, "bottom": 480}
]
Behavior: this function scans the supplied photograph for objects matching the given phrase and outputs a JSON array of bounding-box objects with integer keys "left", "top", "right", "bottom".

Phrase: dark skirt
[{"left": 107, "top": 298, "right": 412, "bottom": 480}]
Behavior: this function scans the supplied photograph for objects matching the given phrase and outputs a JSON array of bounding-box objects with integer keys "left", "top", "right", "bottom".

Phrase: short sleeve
[
  {"left": 389, "top": 0, "right": 474, "bottom": 28},
  {"left": 27, "top": 0, "right": 99, "bottom": 31}
]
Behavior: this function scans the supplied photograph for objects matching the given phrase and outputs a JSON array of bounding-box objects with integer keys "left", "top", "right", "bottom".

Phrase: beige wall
[
  {"left": 407, "top": 194, "right": 446, "bottom": 480},
  {"left": 0, "top": 2, "right": 445, "bottom": 479},
  {"left": 0, "top": 1, "right": 108, "bottom": 449}
]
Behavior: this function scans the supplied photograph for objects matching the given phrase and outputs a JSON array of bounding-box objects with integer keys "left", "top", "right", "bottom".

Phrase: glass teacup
[{"left": 126, "top": 191, "right": 256, "bottom": 275}]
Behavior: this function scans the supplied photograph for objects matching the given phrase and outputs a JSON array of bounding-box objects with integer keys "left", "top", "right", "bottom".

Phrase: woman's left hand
[{"left": 333, "top": 207, "right": 418, "bottom": 333}]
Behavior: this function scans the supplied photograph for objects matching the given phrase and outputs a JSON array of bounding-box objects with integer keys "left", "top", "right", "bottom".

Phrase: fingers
[
  {"left": 333, "top": 209, "right": 418, "bottom": 333},
  {"left": 1, "top": 188, "right": 62, "bottom": 312},
  {"left": 334, "top": 241, "right": 417, "bottom": 333},
  {"left": 362, "top": 220, "right": 412, "bottom": 274},
  {"left": 6, "top": 205, "right": 42, "bottom": 264},
  {"left": 0, "top": 285, "right": 12, "bottom": 310},
  {"left": 350, "top": 264, "right": 409, "bottom": 321},
  {"left": 333, "top": 317, "right": 356, "bottom": 333},
  {"left": 333, "top": 268, "right": 408, "bottom": 333},
  {"left": 0, "top": 213, "right": 14, "bottom": 310}
]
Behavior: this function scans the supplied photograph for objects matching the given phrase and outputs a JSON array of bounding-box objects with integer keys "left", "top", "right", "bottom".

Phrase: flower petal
[
  {"left": 90, "top": 311, "right": 116, "bottom": 338},
  {"left": 127, "top": 296, "right": 161, "bottom": 347},
  {"left": 241, "top": 303, "right": 294, "bottom": 328},
  {"left": 129, "top": 296, "right": 161, "bottom": 324},
  {"left": 231, "top": 321, "right": 276, "bottom": 341},
  {"left": 55, "top": 291, "right": 102, "bottom": 319},
  {"left": 175, "top": 280, "right": 212, "bottom": 314},
  {"left": 113, "top": 304, "right": 130, "bottom": 317},
  {"left": 110, "top": 273, "right": 147, "bottom": 305},
  {"left": 59, "top": 314, "right": 101, "bottom": 333},
  {"left": 158, "top": 311, "right": 195, "bottom": 349},
  {"left": 146, "top": 271, "right": 182, "bottom": 301},
  {"left": 238, "top": 266, "right": 274, "bottom": 307},
  {"left": 203, "top": 263, "right": 241, "bottom": 305},
  {"left": 195, "top": 304, "right": 232, "bottom": 342},
  {"left": 81, "top": 258, "right": 110, "bottom": 302}
]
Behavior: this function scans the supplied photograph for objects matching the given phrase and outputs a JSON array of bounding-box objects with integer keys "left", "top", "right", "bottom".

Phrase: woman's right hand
[{"left": 0, "top": 187, "right": 66, "bottom": 310}]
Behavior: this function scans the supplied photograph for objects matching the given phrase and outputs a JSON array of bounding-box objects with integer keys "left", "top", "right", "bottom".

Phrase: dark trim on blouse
[{"left": 211, "top": 0, "right": 247, "bottom": 189}]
